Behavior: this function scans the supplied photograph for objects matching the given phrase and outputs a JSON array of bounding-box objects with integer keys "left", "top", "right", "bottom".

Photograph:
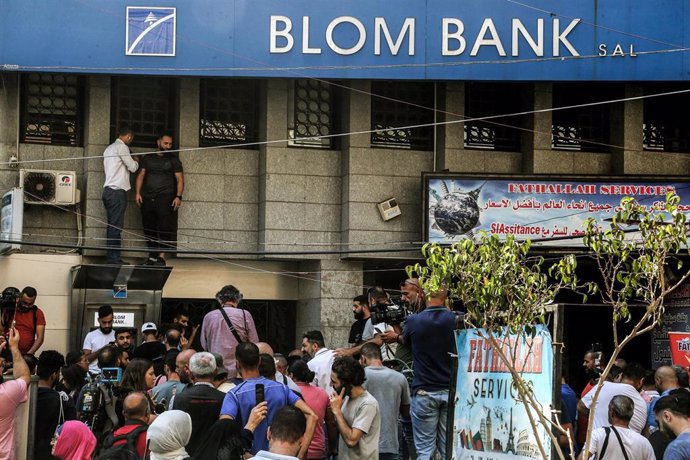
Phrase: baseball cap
[{"left": 141, "top": 322, "right": 157, "bottom": 333}]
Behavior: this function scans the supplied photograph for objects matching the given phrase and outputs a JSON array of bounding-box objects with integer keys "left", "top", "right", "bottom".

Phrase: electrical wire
[{"left": 5, "top": 87, "right": 690, "bottom": 168}]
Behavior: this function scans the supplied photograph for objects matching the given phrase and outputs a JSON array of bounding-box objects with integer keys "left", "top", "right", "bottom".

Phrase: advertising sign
[
  {"left": 1, "top": 0, "right": 689, "bottom": 80},
  {"left": 425, "top": 175, "right": 690, "bottom": 246},
  {"left": 0, "top": 188, "right": 24, "bottom": 255},
  {"left": 93, "top": 311, "right": 135, "bottom": 328},
  {"left": 453, "top": 326, "right": 553, "bottom": 460},
  {"left": 668, "top": 332, "right": 690, "bottom": 368},
  {"left": 651, "top": 282, "right": 690, "bottom": 368}
]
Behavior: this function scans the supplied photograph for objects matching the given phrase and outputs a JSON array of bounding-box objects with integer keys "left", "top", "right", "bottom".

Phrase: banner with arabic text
[{"left": 425, "top": 175, "right": 690, "bottom": 246}]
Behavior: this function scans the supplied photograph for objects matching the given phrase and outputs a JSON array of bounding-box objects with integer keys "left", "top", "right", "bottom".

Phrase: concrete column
[{"left": 296, "top": 259, "right": 363, "bottom": 349}]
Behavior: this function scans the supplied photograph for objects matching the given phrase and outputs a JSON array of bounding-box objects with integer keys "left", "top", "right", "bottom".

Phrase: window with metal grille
[
  {"left": 371, "top": 81, "right": 434, "bottom": 150},
  {"left": 110, "top": 76, "right": 177, "bottom": 148},
  {"left": 643, "top": 85, "right": 690, "bottom": 152},
  {"left": 288, "top": 79, "right": 335, "bottom": 148},
  {"left": 21, "top": 73, "right": 84, "bottom": 146},
  {"left": 200, "top": 79, "right": 259, "bottom": 147},
  {"left": 552, "top": 84, "right": 614, "bottom": 152},
  {"left": 464, "top": 82, "right": 524, "bottom": 151}
]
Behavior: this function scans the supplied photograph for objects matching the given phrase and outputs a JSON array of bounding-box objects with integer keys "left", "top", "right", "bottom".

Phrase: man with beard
[
  {"left": 0, "top": 286, "right": 46, "bottom": 355},
  {"left": 329, "top": 356, "right": 381, "bottom": 460},
  {"left": 349, "top": 295, "right": 370, "bottom": 347},
  {"left": 114, "top": 328, "right": 133, "bottom": 352},
  {"left": 83, "top": 305, "right": 116, "bottom": 375},
  {"left": 653, "top": 389, "right": 690, "bottom": 459},
  {"left": 302, "top": 331, "right": 336, "bottom": 395},
  {"left": 135, "top": 131, "right": 184, "bottom": 266},
  {"left": 34, "top": 350, "right": 77, "bottom": 460}
]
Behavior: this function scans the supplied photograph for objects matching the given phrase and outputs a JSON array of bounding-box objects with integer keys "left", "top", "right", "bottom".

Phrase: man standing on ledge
[
  {"left": 135, "top": 131, "right": 183, "bottom": 266},
  {"left": 102, "top": 125, "right": 138, "bottom": 265}
]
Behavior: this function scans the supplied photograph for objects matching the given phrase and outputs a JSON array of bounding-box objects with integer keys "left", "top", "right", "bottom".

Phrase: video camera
[
  {"left": 369, "top": 296, "right": 409, "bottom": 325},
  {"left": 0, "top": 287, "right": 19, "bottom": 311}
]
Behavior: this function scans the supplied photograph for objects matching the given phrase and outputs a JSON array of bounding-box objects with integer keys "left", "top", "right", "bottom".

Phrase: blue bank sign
[{"left": 1, "top": 0, "right": 689, "bottom": 80}]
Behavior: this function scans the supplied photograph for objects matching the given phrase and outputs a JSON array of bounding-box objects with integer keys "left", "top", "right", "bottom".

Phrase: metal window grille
[
  {"left": 110, "top": 76, "right": 176, "bottom": 148},
  {"left": 464, "top": 82, "right": 523, "bottom": 151},
  {"left": 370, "top": 81, "right": 434, "bottom": 150},
  {"left": 200, "top": 79, "right": 259, "bottom": 147},
  {"left": 288, "top": 79, "right": 335, "bottom": 148},
  {"left": 552, "top": 84, "right": 612, "bottom": 152},
  {"left": 21, "top": 73, "right": 84, "bottom": 146},
  {"left": 643, "top": 85, "right": 690, "bottom": 152}
]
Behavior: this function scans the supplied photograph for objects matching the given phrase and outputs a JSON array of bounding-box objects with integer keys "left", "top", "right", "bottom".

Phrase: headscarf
[
  {"left": 147, "top": 410, "right": 192, "bottom": 460},
  {"left": 51, "top": 420, "right": 96, "bottom": 460},
  {"left": 194, "top": 418, "right": 248, "bottom": 460}
]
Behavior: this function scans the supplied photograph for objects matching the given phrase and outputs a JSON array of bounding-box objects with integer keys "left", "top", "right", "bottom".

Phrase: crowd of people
[
  {"left": 561, "top": 351, "right": 690, "bottom": 459},
  {"left": 3, "top": 278, "right": 690, "bottom": 460},
  {"left": 0, "top": 280, "right": 458, "bottom": 460}
]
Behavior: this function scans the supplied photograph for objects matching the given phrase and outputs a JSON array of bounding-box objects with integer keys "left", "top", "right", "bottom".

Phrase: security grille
[
  {"left": 643, "top": 85, "right": 690, "bottom": 152},
  {"left": 110, "top": 76, "right": 176, "bottom": 148},
  {"left": 21, "top": 73, "right": 84, "bottom": 146},
  {"left": 288, "top": 79, "right": 335, "bottom": 148},
  {"left": 552, "top": 84, "right": 613, "bottom": 152},
  {"left": 371, "top": 81, "right": 434, "bottom": 150},
  {"left": 200, "top": 79, "right": 259, "bottom": 147},
  {"left": 161, "top": 298, "right": 296, "bottom": 353},
  {"left": 464, "top": 82, "right": 523, "bottom": 151}
]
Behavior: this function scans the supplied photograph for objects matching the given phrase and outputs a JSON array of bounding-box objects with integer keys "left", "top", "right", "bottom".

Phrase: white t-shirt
[
  {"left": 82, "top": 329, "right": 116, "bottom": 374},
  {"left": 589, "top": 425, "right": 654, "bottom": 460},
  {"left": 307, "top": 348, "right": 335, "bottom": 395},
  {"left": 362, "top": 319, "right": 396, "bottom": 361},
  {"left": 581, "top": 382, "right": 648, "bottom": 433}
]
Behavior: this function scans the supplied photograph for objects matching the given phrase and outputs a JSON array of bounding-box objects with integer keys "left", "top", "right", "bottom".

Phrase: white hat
[{"left": 141, "top": 322, "right": 157, "bottom": 333}]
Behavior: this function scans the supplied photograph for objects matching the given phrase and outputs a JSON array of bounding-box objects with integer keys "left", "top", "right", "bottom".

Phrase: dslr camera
[
  {"left": 0, "top": 287, "right": 19, "bottom": 311},
  {"left": 369, "top": 297, "right": 408, "bottom": 325}
]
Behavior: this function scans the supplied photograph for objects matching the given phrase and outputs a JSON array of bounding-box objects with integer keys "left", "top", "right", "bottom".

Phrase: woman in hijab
[
  {"left": 51, "top": 420, "right": 96, "bottom": 460},
  {"left": 147, "top": 410, "right": 193, "bottom": 460}
]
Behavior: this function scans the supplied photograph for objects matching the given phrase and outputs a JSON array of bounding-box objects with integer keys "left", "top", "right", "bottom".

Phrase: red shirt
[
  {"left": 6, "top": 307, "right": 46, "bottom": 354},
  {"left": 297, "top": 382, "right": 329, "bottom": 459},
  {"left": 112, "top": 421, "right": 148, "bottom": 457}
]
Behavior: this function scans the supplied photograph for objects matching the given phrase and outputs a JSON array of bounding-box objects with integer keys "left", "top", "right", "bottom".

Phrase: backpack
[{"left": 98, "top": 424, "right": 148, "bottom": 460}]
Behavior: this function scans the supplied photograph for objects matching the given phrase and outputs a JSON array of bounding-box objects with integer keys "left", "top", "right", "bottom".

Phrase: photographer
[
  {"left": 335, "top": 287, "right": 401, "bottom": 360},
  {"left": 399, "top": 287, "right": 456, "bottom": 460},
  {"left": 1, "top": 286, "right": 46, "bottom": 355}
]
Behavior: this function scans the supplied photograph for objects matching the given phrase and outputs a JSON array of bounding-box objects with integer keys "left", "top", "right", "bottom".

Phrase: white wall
[{"left": 0, "top": 253, "right": 82, "bottom": 354}]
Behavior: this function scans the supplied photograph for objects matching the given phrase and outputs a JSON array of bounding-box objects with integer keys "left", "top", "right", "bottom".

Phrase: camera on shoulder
[{"left": 369, "top": 297, "right": 408, "bottom": 325}]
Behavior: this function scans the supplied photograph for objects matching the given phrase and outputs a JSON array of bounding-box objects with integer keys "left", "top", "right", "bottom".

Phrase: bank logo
[{"left": 126, "top": 6, "right": 176, "bottom": 56}]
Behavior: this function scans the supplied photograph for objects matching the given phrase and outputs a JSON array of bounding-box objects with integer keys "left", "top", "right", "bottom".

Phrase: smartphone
[
  {"left": 344, "top": 384, "right": 353, "bottom": 398},
  {"left": 255, "top": 383, "right": 265, "bottom": 405}
]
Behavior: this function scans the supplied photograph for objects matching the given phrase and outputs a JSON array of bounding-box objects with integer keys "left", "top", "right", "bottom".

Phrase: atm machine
[{"left": 70, "top": 264, "right": 172, "bottom": 351}]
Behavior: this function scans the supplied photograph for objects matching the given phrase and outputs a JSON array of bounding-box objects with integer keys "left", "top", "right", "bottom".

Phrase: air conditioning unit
[{"left": 19, "top": 169, "right": 78, "bottom": 205}]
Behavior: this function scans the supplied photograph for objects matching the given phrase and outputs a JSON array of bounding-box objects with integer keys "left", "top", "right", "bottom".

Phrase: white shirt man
[
  {"left": 82, "top": 306, "right": 116, "bottom": 375},
  {"left": 580, "top": 381, "right": 648, "bottom": 433},
  {"left": 302, "top": 331, "right": 335, "bottom": 395}
]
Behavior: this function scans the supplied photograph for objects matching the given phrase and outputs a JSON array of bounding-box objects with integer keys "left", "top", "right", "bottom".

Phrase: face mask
[{"left": 353, "top": 310, "right": 365, "bottom": 320}]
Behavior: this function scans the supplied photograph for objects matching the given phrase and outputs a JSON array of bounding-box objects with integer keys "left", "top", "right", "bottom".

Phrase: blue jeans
[
  {"left": 102, "top": 187, "right": 127, "bottom": 263},
  {"left": 411, "top": 389, "right": 448, "bottom": 460}
]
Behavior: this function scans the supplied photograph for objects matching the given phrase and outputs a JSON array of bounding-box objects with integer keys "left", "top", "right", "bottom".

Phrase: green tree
[
  {"left": 408, "top": 233, "right": 586, "bottom": 459},
  {"left": 579, "top": 192, "right": 689, "bottom": 458},
  {"left": 408, "top": 192, "right": 689, "bottom": 460}
]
